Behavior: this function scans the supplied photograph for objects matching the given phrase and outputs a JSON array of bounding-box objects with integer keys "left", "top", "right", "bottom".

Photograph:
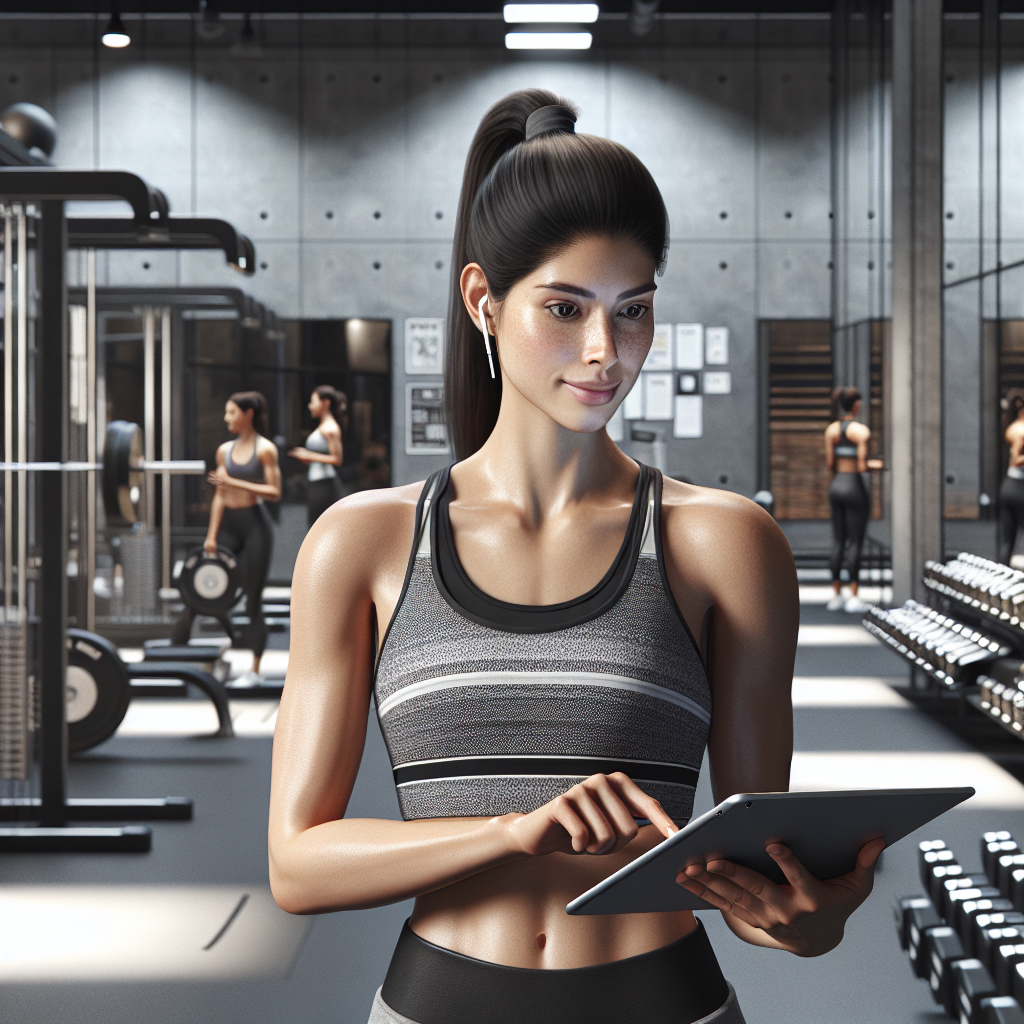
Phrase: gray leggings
[{"left": 368, "top": 984, "right": 746, "bottom": 1024}]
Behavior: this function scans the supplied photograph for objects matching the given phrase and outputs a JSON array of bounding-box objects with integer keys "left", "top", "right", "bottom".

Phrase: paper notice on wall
[
  {"left": 607, "top": 403, "right": 625, "bottom": 442},
  {"left": 675, "top": 324, "right": 704, "bottom": 370},
  {"left": 404, "top": 318, "right": 445, "bottom": 375},
  {"left": 623, "top": 381, "right": 644, "bottom": 420},
  {"left": 406, "top": 384, "right": 449, "bottom": 454},
  {"left": 674, "top": 395, "right": 703, "bottom": 438},
  {"left": 644, "top": 372, "right": 674, "bottom": 421},
  {"left": 703, "top": 371, "right": 732, "bottom": 395},
  {"left": 643, "top": 323, "right": 673, "bottom": 370},
  {"left": 705, "top": 327, "right": 729, "bottom": 365}
]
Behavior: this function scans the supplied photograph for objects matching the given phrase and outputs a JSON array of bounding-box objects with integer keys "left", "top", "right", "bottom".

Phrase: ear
[{"left": 460, "top": 263, "right": 492, "bottom": 334}]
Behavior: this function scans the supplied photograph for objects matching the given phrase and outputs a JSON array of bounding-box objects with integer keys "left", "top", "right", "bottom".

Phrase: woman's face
[
  {"left": 224, "top": 401, "right": 252, "bottom": 434},
  {"left": 478, "top": 235, "right": 657, "bottom": 435},
  {"left": 308, "top": 392, "right": 324, "bottom": 418}
]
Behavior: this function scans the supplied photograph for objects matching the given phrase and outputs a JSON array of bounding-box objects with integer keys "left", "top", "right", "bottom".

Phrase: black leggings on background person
[
  {"left": 829, "top": 472, "right": 870, "bottom": 585},
  {"left": 308, "top": 477, "right": 342, "bottom": 529},
  {"left": 1000, "top": 473, "right": 1024, "bottom": 565},
  {"left": 171, "top": 504, "right": 273, "bottom": 659}
]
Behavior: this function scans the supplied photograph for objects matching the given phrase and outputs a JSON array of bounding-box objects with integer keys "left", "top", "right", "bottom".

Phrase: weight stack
[
  {"left": 0, "top": 617, "right": 30, "bottom": 796},
  {"left": 120, "top": 526, "right": 160, "bottom": 620}
]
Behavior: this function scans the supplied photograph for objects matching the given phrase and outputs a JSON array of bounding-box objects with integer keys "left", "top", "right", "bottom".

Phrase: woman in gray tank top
[
  {"left": 269, "top": 90, "right": 884, "bottom": 1024},
  {"left": 288, "top": 385, "right": 344, "bottom": 528}
]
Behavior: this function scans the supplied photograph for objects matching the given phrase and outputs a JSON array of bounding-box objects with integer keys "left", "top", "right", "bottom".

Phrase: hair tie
[{"left": 525, "top": 105, "right": 577, "bottom": 141}]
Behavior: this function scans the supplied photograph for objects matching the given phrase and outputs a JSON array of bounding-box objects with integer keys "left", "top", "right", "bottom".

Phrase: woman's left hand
[
  {"left": 676, "top": 837, "right": 885, "bottom": 957},
  {"left": 288, "top": 447, "right": 312, "bottom": 462},
  {"left": 207, "top": 465, "right": 230, "bottom": 487}
]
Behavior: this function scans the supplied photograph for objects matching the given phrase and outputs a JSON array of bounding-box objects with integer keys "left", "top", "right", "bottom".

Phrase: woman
[
  {"left": 288, "top": 385, "right": 345, "bottom": 529},
  {"left": 269, "top": 91, "right": 883, "bottom": 1024},
  {"left": 824, "top": 387, "right": 882, "bottom": 614},
  {"left": 173, "top": 391, "right": 281, "bottom": 676},
  {"left": 1000, "top": 392, "right": 1024, "bottom": 566}
]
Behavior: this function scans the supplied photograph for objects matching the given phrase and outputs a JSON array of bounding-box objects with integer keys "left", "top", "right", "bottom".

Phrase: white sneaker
[
  {"left": 844, "top": 596, "right": 870, "bottom": 614},
  {"left": 232, "top": 670, "right": 264, "bottom": 688},
  {"left": 826, "top": 594, "right": 846, "bottom": 611}
]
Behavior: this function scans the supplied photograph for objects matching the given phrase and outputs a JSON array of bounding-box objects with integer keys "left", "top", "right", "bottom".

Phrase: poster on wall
[
  {"left": 705, "top": 327, "right": 729, "bottom": 365},
  {"left": 405, "top": 318, "right": 445, "bottom": 375},
  {"left": 703, "top": 371, "right": 731, "bottom": 395},
  {"left": 675, "top": 324, "right": 704, "bottom": 370},
  {"left": 643, "top": 323, "right": 673, "bottom": 370},
  {"left": 406, "top": 383, "right": 449, "bottom": 455},
  {"left": 644, "top": 372, "right": 674, "bottom": 420},
  {"left": 674, "top": 394, "right": 703, "bottom": 438}
]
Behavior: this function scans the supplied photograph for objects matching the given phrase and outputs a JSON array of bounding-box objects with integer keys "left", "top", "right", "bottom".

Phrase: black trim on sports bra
[{"left": 431, "top": 464, "right": 652, "bottom": 634}]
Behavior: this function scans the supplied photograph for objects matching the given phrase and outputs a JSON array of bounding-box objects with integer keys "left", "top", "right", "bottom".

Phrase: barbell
[{"left": 0, "top": 419, "right": 205, "bottom": 524}]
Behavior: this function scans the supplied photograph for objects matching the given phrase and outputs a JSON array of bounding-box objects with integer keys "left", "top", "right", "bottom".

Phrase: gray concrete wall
[{"left": 1, "top": 29, "right": 837, "bottom": 493}]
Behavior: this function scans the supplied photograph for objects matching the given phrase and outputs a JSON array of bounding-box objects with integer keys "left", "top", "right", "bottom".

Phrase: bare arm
[
  {"left": 824, "top": 424, "right": 835, "bottom": 471},
  {"left": 1008, "top": 422, "right": 1024, "bottom": 468},
  {"left": 269, "top": 490, "right": 676, "bottom": 915},
  {"left": 204, "top": 447, "right": 228, "bottom": 554}
]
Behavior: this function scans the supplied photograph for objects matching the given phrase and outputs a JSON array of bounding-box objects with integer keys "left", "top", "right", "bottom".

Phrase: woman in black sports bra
[
  {"left": 269, "top": 91, "right": 884, "bottom": 1024},
  {"left": 172, "top": 390, "right": 281, "bottom": 676}
]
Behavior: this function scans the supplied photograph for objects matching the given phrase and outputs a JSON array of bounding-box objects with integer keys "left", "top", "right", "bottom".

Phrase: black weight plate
[
  {"left": 102, "top": 420, "right": 145, "bottom": 525},
  {"left": 66, "top": 629, "right": 131, "bottom": 753},
  {"left": 176, "top": 546, "right": 242, "bottom": 615}
]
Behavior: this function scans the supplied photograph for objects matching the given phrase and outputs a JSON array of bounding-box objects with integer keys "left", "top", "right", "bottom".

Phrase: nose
[{"left": 580, "top": 312, "right": 618, "bottom": 373}]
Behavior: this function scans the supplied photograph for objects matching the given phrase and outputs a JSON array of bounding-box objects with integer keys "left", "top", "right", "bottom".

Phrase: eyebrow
[{"left": 537, "top": 282, "right": 657, "bottom": 300}]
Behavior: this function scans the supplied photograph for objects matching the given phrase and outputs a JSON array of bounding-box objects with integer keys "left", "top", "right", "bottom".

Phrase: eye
[
  {"left": 548, "top": 302, "right": 578, "bottom": 319},
  {"left": 620, "top": 303, "right": 648, "bottom": 320}
]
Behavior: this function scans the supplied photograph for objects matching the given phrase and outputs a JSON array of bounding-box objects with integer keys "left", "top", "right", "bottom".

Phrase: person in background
[
  {"left": 1000, "top": 391, "right": 1024, "bottom": 566},
  {"left": 824, "top": 386, "right": 882, "bottom": 613},
  {"left": 289, "top": 385, "right": 345, "bottom": 528}
]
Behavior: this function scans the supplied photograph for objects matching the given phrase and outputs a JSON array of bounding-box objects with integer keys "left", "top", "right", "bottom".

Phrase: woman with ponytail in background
[
  {"left": 289, "top": 385, "right": 345, "bottom": 529},
  {"left": 173, "top": 391, "right": 281, "bottom": 677},
  {"left": 824, "top": 387, "right": 881, "bottom": 614},
  {"left": 270, "top": 91, "right": 882, "bottom": 1024},
  {"left": 1000, "top": 391, "right": 1024, "bottom": 565}
]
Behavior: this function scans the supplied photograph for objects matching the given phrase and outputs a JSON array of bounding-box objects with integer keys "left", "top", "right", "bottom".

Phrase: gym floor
[{"left": 2, "top": 585, "right": 1022, "bottom": 1024}]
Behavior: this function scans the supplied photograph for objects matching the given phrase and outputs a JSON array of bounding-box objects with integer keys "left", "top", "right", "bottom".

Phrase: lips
[{"left": 562, "top": 380, "right": 620, "bottom": 406}]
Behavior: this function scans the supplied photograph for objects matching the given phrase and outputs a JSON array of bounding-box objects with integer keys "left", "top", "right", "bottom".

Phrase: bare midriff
[
  {"left": 408, "top": 821, "right": 698, "bottom": 969},
  {"left": 221, "top": 486, "right": 261, "bottom": 510},
  {"left": 834, "top": 457, "right": 860, "bottom": 474}
]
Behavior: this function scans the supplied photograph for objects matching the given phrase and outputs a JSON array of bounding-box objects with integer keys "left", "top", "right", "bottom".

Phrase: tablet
[{"left": 566, "top": 787, "right": 974, "bottom": 916}]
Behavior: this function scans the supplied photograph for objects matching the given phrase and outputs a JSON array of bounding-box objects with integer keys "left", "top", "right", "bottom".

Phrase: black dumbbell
[
  {"left": 946, "top": 878, "right": 995, "bottom": 921},
  {"left": 994, "top": 942, "right": 1024, "bottom": 994},
  {"left": 909, "top": 902, "right": 945, "bottom": 978},
  {"left": 922, "top": 843, "right": 956, "bottom": 885},
  {"left": 931, "top": 864, "right": 965, "bottom": 904},
  {"left": 925, "top": 926, "right": 967, "bottom": 1010},
  {"left": 962, "top": 901, "right": 1017, "bottom": 955},
  {"left": 954, "top": 890, "right": 1006, "bottom": 936},
  {"left": 982, "top": 996, "right": 1024, "bottom": 1023},
  {"left": 980, "top": 927, "right": 1024, "bottom": 978},
  {"left": 957, "top": 959, "right": 999, "bottom": 1024},
  {"left": 998, "top": 855, "right": 1024, "bottom": 896},
  {"left": 897, "top": 896, "right": 937, "bottom": 951},
  {"left": 984, "top": 833, "right": 1016, "bottom": 879},
  {"left": 1010, "top": 868, "right": 1024, "bottom": 911}
]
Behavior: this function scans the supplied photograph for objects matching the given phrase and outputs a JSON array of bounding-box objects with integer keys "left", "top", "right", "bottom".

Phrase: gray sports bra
[
  {"left": 834, "top": 421, "right": 859, "bottom": 460},
  {"left": 373, "top": 464, "right": 712, "bottom": 824},
  {"left": 226, "top": 440, "right": 265, "bottom": 483}
]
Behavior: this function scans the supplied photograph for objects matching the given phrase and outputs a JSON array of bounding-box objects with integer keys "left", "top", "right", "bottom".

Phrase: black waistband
[{"left": 381, "top": 919, "right": 728, "bottom": 1024}]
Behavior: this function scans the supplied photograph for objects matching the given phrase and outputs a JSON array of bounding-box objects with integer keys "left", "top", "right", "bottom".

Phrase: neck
[
  {"left": 319, "top": 412, "right": 335, "bottom": 426},
  {"left": 235, "top": 426, "right": 257, "bottom": 444},
  {"left": 464, "top": 376, "right": 636, "bottom": 519}
]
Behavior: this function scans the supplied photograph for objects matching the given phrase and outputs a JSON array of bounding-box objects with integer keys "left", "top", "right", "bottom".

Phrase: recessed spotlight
[
  {"left": 102, "top": 12, "right": 130, "bottom": 48},
  {"left": 505, "top": 31, "right": 592, "bottom": 49},
  {"left": 503, "top": 4, "right": 599, "bottom": 23}
]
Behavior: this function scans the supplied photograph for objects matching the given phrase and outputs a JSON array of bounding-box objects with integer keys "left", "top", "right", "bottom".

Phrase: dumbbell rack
[{"left": 896, "top": 831, "right": 1024, "bottom": 1022}]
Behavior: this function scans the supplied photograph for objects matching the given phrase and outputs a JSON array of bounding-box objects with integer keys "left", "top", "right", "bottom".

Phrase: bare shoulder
[
  {"left": 660, "top": 477, "right": 794, "bottom": 579},
  {"left": 215, "top": 440, "right": 231, "bottom": 462},
  {"left": 823, "top": 420, "right": 840, "bottom": 440},
  {"left": 847, "top": 421, "right": 871, "bottom": 441},
  {"left": 293, "top": 481, "right": 425, "bottom": 588},
  {"left": 256, "top": 436, "right": 280, "bottom": 459}
]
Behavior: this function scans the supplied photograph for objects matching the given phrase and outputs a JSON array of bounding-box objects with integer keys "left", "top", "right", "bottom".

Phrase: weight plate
[
  {"left": 65, "top": 665, "right": 98, "bottom": 724},
  {"left": 102, "top": 420, "right": 146, "bottom": 525},
  {"left": 176, "top": 546, "right": 242, "bottom": 615},
  {"left": 194, "top": 563, "right": 230, "bottom": 600},
  {"left": 66, "top": 629, "right": 131, "bottom": 753}
]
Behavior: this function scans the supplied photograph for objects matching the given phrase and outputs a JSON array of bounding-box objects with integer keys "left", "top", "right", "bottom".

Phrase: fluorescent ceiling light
[
  {"left": 505, "top": 31, "right": 593, "bottom": 49},
  {"left": 504, "top": 4, "right": 599, "bottom": 24},
  {"left": 101, "top": 12, "right": 130, "bottom": 48}
]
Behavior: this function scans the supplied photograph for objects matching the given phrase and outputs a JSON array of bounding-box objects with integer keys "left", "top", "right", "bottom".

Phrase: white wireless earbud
[{"left": 478, "top": 293, "right": 496, "bottom": 380}]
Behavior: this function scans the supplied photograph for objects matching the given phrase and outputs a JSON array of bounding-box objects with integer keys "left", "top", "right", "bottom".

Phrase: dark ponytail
[
  {"left": 445, "top": 89, "right": 669, "bottom": 461},
  {"left": 314, "top": 384, "right": 347, "bottom": 416},
  {"left": 229, "top": 390, "right": 270, "bottom": 436},
  {"left": 831, "top": 386, "right": 861, "bottom": 420}
]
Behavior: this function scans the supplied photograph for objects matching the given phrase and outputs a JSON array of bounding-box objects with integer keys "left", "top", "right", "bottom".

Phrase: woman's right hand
[
  {"left": 203, "top": 537, "right": 218, "bottom": 555},
  {"left": 503, "top": 772, "right": 678, "bottom": 858}
]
